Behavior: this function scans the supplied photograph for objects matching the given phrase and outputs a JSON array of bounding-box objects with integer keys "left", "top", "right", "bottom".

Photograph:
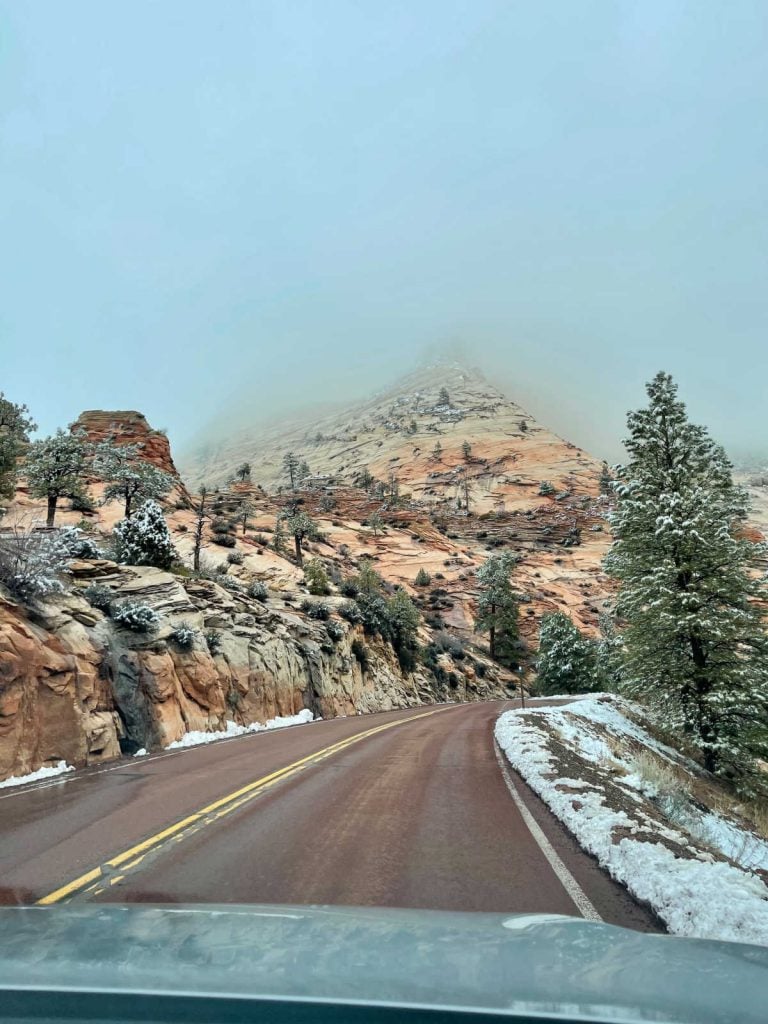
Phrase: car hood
[{"left": 0, "top": 904, "right": 766, "bottom": 1023}]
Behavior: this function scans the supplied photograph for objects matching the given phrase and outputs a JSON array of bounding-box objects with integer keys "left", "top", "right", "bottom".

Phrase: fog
[{"left": 2, "top": 2, "right": 766, "bottom": 465}]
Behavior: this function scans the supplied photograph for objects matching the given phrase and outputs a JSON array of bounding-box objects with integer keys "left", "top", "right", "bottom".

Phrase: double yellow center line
[{"left": 37, "top": 707, "right": 447, "bottom": 906}]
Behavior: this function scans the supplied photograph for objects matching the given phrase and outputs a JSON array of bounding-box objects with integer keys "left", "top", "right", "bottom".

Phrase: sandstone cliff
[{"left": 0, "top": 560, "right": 506, "bottom": 781}]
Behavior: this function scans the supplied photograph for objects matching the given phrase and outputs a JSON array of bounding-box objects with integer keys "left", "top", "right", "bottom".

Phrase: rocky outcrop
[
  {"left": 0, "top": 562, "right": 509, "bottom": 781},
  {"left": 72, "top": 411, "right": 182, "bottom": 480}
]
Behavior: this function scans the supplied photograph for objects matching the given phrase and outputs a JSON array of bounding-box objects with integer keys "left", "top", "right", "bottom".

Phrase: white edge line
[{"left": 493, "top": 738, "right": 603, "bottom": 922}]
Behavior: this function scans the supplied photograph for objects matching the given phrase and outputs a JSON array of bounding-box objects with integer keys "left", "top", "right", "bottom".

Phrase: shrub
[
  {"left": 339, "top": 600, "right": 363, "bottom": 624},
  {"left": 83, "top": 583, "right": 112, "bottom": 610},
  {"left": 301, "top": 599, "right": 331, "bottom": 620},
  {"left": 538, "top": 481, "right": 556, "bottom": 497},
  {"left": 340, "top": 578, "right": 359, "bottom": 597},
  {"left": 69, "top": 493, "right": 96, "bottom": 513},
  {"left": 0, "top": 527, "right": 71, "bottom": 599},
  {"left": 205, "top": 629, "right": 223, "bottom": 653},
  {"left": 170, "top": 621, "right": 198, "bottom": 648},
  {"left": 220, "top": 575, "right": 243, "bottom": 592},
  {"left": 111, "top": 601, "right": 160, "bottom": 633},
  {"left": 213, "top": 534, "right": 236, "bottom": 548},
  {"left": 414, "top": 568, "right": 432, "bottom": 587},
  {"left": 304, "top": 557, "right": 330, "bottom": 596},
  {"left": 60, "top": 527, "right": 102, "bottom": 560},
  {"left": 435, "top": 631, "right": 466, "bottom": 660},
  {"left": 247, "top": 580, "right": 268, "bottom": 601},
  {"left": 351, "top": 637, "right": 370, "bottom": 671},
  {"left": 227, "top": 550, "right": 244, "bottom": 564},
  {"left": 113, "top": 500, "right": 176, "bottom": 570},
  {"left": 325, "top": 620, "right": 344, "bottom": 642}
]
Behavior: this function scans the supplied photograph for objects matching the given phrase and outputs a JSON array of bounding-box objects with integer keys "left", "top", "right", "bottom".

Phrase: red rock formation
[{"left": 72, "top": 410, "right": 181, "bottom": 479}]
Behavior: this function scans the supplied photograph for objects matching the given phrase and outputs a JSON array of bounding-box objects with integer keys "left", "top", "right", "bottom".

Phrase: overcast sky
[{"left": 2, "top": 1, "right": 766, "bottom": 463}]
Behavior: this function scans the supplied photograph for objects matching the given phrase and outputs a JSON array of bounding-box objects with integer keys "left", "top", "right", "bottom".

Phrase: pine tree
[
  {"left": 461, "top": 440, "right": 472, "bottom": 462},
  {"left": 26, "top": 429, "right": 91, "bottom": 527},
  {"left": 432, "top": 440, "right": 443, "bottom": 461},
  {"left": 606, "top": 371, "right": 768, "bottom": 785},
  {"left": 236, "top": 462, "right": 251, "bottom": 482},
  {"left": 536, "top": 613, "right": 597, "bottom": 695},
  {"left": 437, "top": 386, "right": 450, "bottom": 406},
  {"left": 282, "top": 451, "right": 300, "bottom": 489},
  {"left": 368, "top": 511, "right": 385, "bottom": 537},
  {"left": 192, "top": 486, "right": 209, "bottom": 571},
  {"left": 113, "top": 499, "right": 177, "bottom": 570},
  {"left": 387, "top": 589, "right": 420, "bottom": 671},
  {"left": 94, "top": 441, "right": 173, "bottom": 517},
  {"left": 474, "top": 552, "right": 520, "bottom": 666},
  {"left": 279, "top": 507, "right": 319, "bottom": 566},
  {"left": 304, "top": 557, "right": 330, "bottom": 595},
  {"left": 0, "top": 393, "right": 35, "bottom": 502}
]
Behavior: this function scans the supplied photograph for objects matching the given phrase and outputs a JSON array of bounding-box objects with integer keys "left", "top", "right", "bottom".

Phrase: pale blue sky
[{"left": 1, "top": 1, "right": 766, "bottom": 462}]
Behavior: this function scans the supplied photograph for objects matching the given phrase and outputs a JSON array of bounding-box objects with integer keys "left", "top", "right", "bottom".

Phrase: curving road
[{"left": 0, "top": 701, "right": 659, "bottom": 932}]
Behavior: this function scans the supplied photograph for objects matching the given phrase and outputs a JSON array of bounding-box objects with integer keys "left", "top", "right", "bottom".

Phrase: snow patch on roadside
[
  {"left": 165, "top": 708, "right": 315, "bottom": 750},
  {"left": 0, "top": 760, "right": 74, "bottom": 790},
  {"left": 495, "top": 699, "right": 768, "bottom": 946}
]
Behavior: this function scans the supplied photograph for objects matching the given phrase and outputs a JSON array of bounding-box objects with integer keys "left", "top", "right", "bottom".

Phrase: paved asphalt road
[{"left": 0, "top": 701, "right": 659, "bottom": 931}]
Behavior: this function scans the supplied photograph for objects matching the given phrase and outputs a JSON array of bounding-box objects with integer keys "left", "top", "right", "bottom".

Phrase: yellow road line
[{"left": 36, "top": 707, "right": 446, "bottom": 906}]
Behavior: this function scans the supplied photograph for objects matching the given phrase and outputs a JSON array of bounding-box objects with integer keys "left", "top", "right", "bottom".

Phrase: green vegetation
[
  {"left": 0, "top": 392, "right": 35, "bottom": 503},
  {"left": 113, "top": 499, "right": 176, "bottom": 570},
  {"left": 474, "top": 551, "right": 520, "bottom": 667},
  {"left": 26, "top": 429, "right": 91, "bottom": 527},
  {"left": 606, "top": 372, "right": 768, "bottom": 789},
  {"left": 535, "top": 613, "right": 597, "bottom": 695}
]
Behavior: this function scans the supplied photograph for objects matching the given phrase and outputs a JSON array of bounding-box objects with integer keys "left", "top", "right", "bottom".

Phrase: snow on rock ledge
[{"left": 495, "top": 697, "right": 768, "bottom": 947}]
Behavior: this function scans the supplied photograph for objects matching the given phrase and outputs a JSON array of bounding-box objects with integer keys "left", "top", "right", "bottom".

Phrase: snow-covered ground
[
  {"left": 496, "top": 696, "right": 768, "bottom": 946},
  {"left": 162, "top": 708, "right": 315, "bottom": 750},
  {"left": 0, "top": 760, "right": 74, "bottom": 790}
]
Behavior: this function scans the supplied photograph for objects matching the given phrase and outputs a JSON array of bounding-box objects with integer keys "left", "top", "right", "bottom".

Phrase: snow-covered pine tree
[
  {"left": 25, "top": 429, "right": 91, "bottom": 527},
  {"left": 94, "top": 441, "right": 173, "bottom": 518},
  {"left": 535, "top": 612, "right": 597, "bottom": 695},
  {"left": 113, "top": 499, "right": 176, "bottom": 570},
  {"left": 605, "top": 371, "right": 768, "bottom": 787}
]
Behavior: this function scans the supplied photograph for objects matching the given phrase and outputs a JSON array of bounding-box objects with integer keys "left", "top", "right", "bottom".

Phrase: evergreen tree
[
  {"left": 536, "top": 613, "right": 597, "bottom": 695},
  {"left": 271, "top": 518, "right": 286, "bottom": 554},
  {"left": 474, "top": 552, "right": 520, "bottom": 666},
  {"left": 26, "top": 429, "right": 91, "bottom": 527},
  {"left": 94, "top": 441, "right": 173, "bottom": 517},
  {"left": 432, "top": 440, "right": 443, "bottom": 461},
  {"left": 437, "top": 386, "right": 450, "bottom": 406},
  {"left": 192, "top": 486, "right": 209, "bottom": 572},
  {"left": 279, "top": 507, "right": 319, "bottom": 565},
  {"left": 599, "top": 461, "right": 613, "bottom": 495},
  {"left": 113, "top": 499, "right": 176, "bottom": 570},
  {"left": 0, "top": 393, "right": 35, "bottom": 502},
  {"left": 387, "top": 589, "right": 420, "bottom": 671},
  {"left": 606, "top": 371, "right": 768, "bottom": 784},
  {"left": 236, "top": 462, "right": 251, "bottom": 482},
  {"left": 282, "top": 451, "right": 300, "bottom": 489},
  {"left": 461, "top": 440, "right": 472, "bottom": 462},
  {"left": 368, "top": 511, "right": 385, "bottom": 537},
  {"left": 304, "top": 557, "right": 330, "bottom": 595}
]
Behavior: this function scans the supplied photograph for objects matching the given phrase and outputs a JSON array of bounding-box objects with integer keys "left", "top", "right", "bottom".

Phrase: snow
[
  {"left": 133, "top": 748, "right": 148, "bottom": 757},
  {"left": 496, "top": 699, "right": 768, "bottom": 947},
  {"left": 0, "top": 760, "right": 74, "bottom": 790},
  {"left": 165, "top": 708, "right": 315, "bottom": 750}
]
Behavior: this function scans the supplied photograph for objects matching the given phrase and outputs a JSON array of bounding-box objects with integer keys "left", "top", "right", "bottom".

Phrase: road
[{"left": 0, "top": 701, "right": 659, "bottom": 931}]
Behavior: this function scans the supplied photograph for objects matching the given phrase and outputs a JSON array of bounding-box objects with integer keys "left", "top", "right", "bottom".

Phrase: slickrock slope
[
  {"left": 180, "top": 363, "right": 613, "bottom": 640},
  {"left": 182, "top": 364, "right": 603, "bottom": 512}
]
